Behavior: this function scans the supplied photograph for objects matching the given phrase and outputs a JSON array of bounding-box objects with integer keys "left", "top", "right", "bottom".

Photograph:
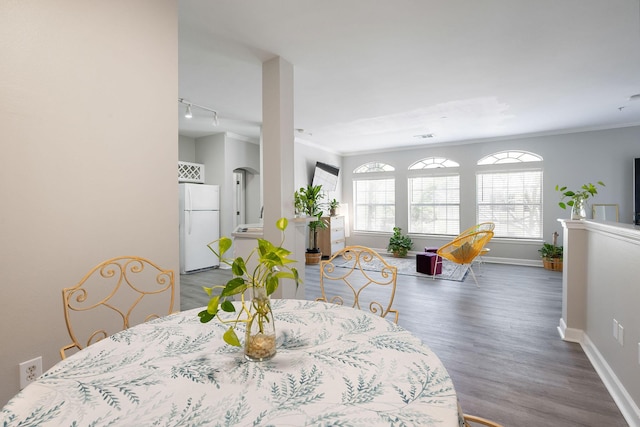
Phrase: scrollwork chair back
[
  {"left": 317, "top": 246, "right": 399, "bottom": 323},
  {"left": 60, "top": 256, "right": 175, "bottom": 359}
]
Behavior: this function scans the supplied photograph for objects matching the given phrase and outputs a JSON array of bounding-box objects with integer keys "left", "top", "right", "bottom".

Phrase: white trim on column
[{"left": 557, "top": 317, "right": 583, "bottom": 343}]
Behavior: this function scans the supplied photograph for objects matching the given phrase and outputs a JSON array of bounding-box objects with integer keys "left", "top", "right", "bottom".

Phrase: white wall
[
  {"left": 561, "top": 221, "right": 640, "bottom": 425},
  {"left": 342, "top": 126, "right": 640, "bottom": 262},
  {"left": 187, "top": 133, "right": 261, "bottom": 239},
  {"left": 0, "top": 0, "right": 178, "bottom": 406},
  {"left": 178, "top": 135, "right": 196, "bottom": 162},
  {"left": 295, "top": 139, "right": 343, "bottom": 207}
]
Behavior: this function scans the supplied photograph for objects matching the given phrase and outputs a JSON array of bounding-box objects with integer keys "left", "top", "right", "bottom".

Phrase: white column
[
  {"left": 558, "top": 219, "right": 587, "bottom": 342},
  {"left": 262, "top": 56, "right": 304, "bottom": 298}
]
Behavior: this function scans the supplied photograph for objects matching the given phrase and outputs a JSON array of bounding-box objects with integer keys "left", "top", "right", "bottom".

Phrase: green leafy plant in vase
[
  {"left": 556, "top": 181, "right": 605, "bottom": 220},
  {"left": 198, "top": 217, "right": 300, "bottom": 361},
  {"left": 387, "top": 226, "right": 413, "bottom": 257},
  {"left": 328, "top": 198, "right": 339, "bottom": 216}
]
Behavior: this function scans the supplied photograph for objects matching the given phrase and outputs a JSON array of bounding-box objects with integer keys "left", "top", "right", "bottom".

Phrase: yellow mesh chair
[
  {"left": 459, "top": 222, "right": 495, "bottom": 271},
  {"left": 459, "top": 221, "right": 495, "bottom": 237},
  {"left": 60, "top": 256, "right": 175, "bottom": 359},
  {"left": 463, "top": 414, "right": 504, "bottom": 427},
  {"left": 436, "top": 231, "right": 494, "bottom": 286},
  {"left": 317, "top": 246, "right": 399, "bottom": 323}
]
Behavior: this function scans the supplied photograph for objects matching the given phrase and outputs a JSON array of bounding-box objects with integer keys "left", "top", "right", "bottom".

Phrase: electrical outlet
[
  {"left": 618, "top": 324, "right": 624, "bottom": 346},
  {"left": 613, "top": 319, "right": 619, "bottom": 339},
  {"left": 19, "top": 357, "right": 42, "bottom": 389}
]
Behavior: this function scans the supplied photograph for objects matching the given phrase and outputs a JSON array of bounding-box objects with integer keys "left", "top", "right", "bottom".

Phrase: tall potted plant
[{"left": 296, "top": 184, "right": 328, "bottom": 264}]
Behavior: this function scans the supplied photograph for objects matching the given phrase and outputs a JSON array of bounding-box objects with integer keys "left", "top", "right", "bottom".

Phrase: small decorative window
[
  {"left": 354, "top": 162, "right": 395, "bottom": 173},
  {"left": 409, "top": 157, "right": 459, "bottom": 169},
  {"left": 477, "top": 151, "right": 542, "bottom": 165}
]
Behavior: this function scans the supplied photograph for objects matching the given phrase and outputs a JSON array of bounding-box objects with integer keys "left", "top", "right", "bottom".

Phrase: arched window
[
  {"left": 477, "top": 151, "right": 542, "bottom": 165},
  {"left": 354, "top": 162, "right": 395, "bottom": 173},
  {"left": 408, "top": 157, "right": 460, "bottom": 235},
  {"left": 352, "top": 162, "right": 395, "bottom": 232},
  {"left": 409, "top": 157, "right": 460, "bottom": 169},
  {"left": 476, "top": 151, "right": 543, "bottom": 239}
]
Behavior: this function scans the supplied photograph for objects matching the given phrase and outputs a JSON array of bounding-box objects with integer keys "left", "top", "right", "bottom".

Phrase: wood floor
[{"left": 180, "top": 262, "right": 628, "bottom": 427}]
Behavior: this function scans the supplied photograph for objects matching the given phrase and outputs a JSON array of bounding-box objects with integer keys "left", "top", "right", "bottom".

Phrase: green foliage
[
  {"left": 538, "top": 242, "right": 563, "bottom": 259},
  {"left": 555, "top": 181, "right": 605, "bottom": 209},
  {"left": 387, "top": 227, "right": 413, "bottom": 257},
  {"left": 329, "top": 199, "right": 339, "bottom": 209},
  {"left": 296, "top": 184, "right": 328, "bottom": 250},
  {"left": 198, "top": 218, "right": 301, "bottom": 346}
]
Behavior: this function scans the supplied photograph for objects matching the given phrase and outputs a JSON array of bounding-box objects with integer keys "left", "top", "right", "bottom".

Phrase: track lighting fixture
[{"left": 178, "top": 98, "right": 219, "bottom": 126}]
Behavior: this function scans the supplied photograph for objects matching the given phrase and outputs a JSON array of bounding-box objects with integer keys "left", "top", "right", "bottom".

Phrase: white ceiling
[{"left": 178, "top": 0, "right": 640, "bottom": 155}]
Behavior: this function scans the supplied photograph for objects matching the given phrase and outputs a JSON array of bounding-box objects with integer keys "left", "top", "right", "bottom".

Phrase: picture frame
[{"left": 592, "top": 203, "right": 619, "bottom": 222}]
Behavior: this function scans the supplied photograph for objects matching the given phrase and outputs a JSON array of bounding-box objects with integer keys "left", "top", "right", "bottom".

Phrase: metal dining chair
[
  {"left": 463, "top": 414, "right": 504, "bottom": 427},
  {"left": 317, "top": 245, "right": 399, "bottom": 323},
  {"left": 60, "top": 256, "right": 175, "bottom": 359}
]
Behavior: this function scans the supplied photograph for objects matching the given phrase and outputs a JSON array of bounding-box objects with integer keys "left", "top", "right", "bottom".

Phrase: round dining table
[{"left": 1, "top": 299, "right": 463, "bottom": 426}]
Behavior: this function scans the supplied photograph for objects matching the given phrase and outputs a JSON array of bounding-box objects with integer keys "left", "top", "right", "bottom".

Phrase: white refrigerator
[{"left": 179, "top": 183, "right": 220, "bottom": 274}]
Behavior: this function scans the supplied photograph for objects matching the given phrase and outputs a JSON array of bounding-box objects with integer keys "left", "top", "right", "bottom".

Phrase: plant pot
[
  {"left": 542, "top": 257, "right": 563, "bottom": 272},
  {"left": 391, "top": 250, "right": 408, "bottom": 258},
  {"left": 305, "top": 251, "right": 322, "bottom": 265},
  {"left": 244, "top": 287, "right": 276, "bottom": 362},
  {"left": 329, "top": 208, "right": 336, "bottom": 216},
  {"left": 571, "top": 198, "right": 586, "bottom": 220}
]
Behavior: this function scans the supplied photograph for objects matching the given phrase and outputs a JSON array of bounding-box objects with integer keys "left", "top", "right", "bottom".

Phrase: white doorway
[{"left": 233, "top": 169, "right": 246, "bottom": 229}]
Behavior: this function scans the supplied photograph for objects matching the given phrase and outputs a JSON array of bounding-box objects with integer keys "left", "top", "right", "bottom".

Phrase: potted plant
[
  {"left": 387, "top": 226, "right": 413, "bottom": 257},
  {"left": 538, "top": 242, "right": 563, "bottom": 271},
  {"left": 328, "top": 199, "right": 340, "bottom": 216},
  {"left": 198, "top": 217, "right": 300, "bottom": 361},
  {"left": 556, "top": 181, "right": 605, "bottom": 220},
  {"left": 296, "top": 184, "right": 328, "bottom": 264}
]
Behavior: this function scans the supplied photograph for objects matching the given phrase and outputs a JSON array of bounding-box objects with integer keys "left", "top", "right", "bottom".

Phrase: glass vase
[
  {"left": 571, "top": 197, "right": 586, "bottom": 220},
  {"left": 244, "top": 287, "right": 276, "bottom": 361}
]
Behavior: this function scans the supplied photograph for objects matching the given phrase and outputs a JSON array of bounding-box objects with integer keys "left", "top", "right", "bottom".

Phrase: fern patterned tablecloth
[{"left": 1, "top": 300, "right": 463, "bottom": 426}]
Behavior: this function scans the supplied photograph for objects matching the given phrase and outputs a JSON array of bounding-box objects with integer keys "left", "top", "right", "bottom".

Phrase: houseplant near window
[
  {"left": 387, "top": 226, "right": 413, "bottom": 257},
  {"left": 198, "top": 217, "right": 300, "bottom": 361},
  {"left": 538, "top": 242, "right": 563, "bottom": 271},
  {"left": 556, "top": 181, "right": 605, "bottom": 220},
  {"left": 296, "top": 184, "right": 328, "bottom": 264},
  {"left": 328, "top": 198, "right": 340, "bottom": 216}
]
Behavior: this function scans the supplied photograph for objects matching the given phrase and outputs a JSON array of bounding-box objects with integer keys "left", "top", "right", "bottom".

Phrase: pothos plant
[
  {"left": 555, "top": 181, "right": 605, "bottom": 210},
  {"left": 198, "top": 217, "right": 301, "bottom": 347}
]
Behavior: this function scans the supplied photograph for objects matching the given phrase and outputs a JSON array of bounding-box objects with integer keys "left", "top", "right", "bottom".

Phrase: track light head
[
  {"left": 185, "top": 104, "right": 193, "bottom": 119},
  {"left": 212, "top": 111, "right": 219, "bottom": 126}
]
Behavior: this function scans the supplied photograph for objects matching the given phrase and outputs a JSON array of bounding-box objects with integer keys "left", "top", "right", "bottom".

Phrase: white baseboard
[
  {"left": 557, "top": 321, "right": 640, "bottom": 427},
  {"left": 557, "top": 318, "right": 583, "bottom": 343},
  {"left": 581, "top": 334, "right": 640, "bottom": 427}
]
